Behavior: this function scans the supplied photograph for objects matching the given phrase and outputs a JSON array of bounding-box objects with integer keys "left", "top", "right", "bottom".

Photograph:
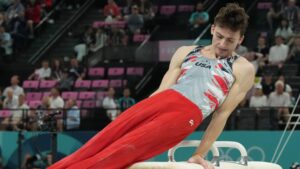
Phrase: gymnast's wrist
[{"left": 192, "top": 153, "right": 205, "bottom": 159}]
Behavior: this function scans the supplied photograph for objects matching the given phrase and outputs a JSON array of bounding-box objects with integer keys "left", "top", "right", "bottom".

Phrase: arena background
[{"left": 0, "top": 0, "right": 299, "bottom": 168}]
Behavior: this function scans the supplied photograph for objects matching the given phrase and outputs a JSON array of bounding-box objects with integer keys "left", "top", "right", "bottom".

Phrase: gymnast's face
[{"left": 211, "top": 24, "right": 244, "bottom": 58}]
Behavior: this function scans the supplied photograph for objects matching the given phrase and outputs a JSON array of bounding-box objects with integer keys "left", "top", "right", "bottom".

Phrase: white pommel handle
[
  {"left": 213, "top": 141, "right": 248, "bottom": 165},
  {"left": 167, "top": 140, "right": 220, "bottom": 162}
]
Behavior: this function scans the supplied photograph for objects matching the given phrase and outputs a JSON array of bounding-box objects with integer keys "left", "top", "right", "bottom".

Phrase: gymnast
[{"left": 48, "top": 3, "right": 254, "bottom": 169}]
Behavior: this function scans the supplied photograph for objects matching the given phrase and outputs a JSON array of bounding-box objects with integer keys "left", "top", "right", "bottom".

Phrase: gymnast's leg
[
  {"left": 48, "top": 90, "right": 202, "bottom": 169},
  {"left": 67, "top": 106, "right": 202, "bottom": 169}
]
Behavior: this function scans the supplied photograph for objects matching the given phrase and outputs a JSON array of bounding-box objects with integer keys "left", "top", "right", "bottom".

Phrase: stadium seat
[
  {"left": 126, "top": 67, "right": 144, "bottom": 76},
  {"left": 81, "top": 100, "right": 96, "bottom": 108},
  {"left": 76, "top": 100, "right": 82, "bottom": 108},
  {"left": 23, "top": 80, "right": 39, "bottom": 90},
  {"left": 62, "top": 92, "right": 78, "bottom": 100},
  {"left": 39, "top": 80, "right": 57, "bottom": 89},
  {"left": 91, "top": 80, "right": 109, "bottom": 89},
  {"left": 109, "top": 79, "right": 127, "bottom": 88},
  {"left": 74, "top": 80, "right": 91, "bottom": 89},
  {"left": 88, "top": 67, "right": 105, "bottom": 78},
  {"left": 43, "top": 92, "right": 51, "bottom": 97},
  {"left": 28, "top": 100, "right": 42, "bottom": 108},
  {"left": 178, "top": 5, "right": 194, "bottom": 12},
  {"left": 108, "top": 67, "right": 125, "bottom": 77},
  {"left": 78, "top": 91, "right": 96, "bottom": 100},
  {"left": 0, "top": 110, "right": 12, "bottom": 118},
  {"left": 26, "top": 92, "right": 43, "bottom": 101},
  {"left": 96, "top": 91, "right": 106, "bottom": 100},
  {"left": 160, "top": 5, "right": 176, "bottom": 16}
]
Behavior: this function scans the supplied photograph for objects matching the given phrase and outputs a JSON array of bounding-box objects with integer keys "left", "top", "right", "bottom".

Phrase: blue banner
[
  {"left": 0, "top": 131, "right": 299, "bottom": 169},
  {"left": 0, "top": 131, "right": 96, "bottom": 169}
]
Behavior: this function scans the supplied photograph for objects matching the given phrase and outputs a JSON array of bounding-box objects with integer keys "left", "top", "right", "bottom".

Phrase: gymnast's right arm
[{"left": 150, "top": 46, "right": 195, "bottom": 97}]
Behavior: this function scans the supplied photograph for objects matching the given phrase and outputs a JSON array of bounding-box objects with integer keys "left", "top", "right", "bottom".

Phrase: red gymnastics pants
[{"left": 48, "top": 89, "right": 203, "bottom": 169}]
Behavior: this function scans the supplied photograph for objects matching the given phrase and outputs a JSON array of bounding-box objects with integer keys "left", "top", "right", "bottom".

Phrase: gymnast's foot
[{"left": 188, "top": 154, "right": 215, "bottom": 169}]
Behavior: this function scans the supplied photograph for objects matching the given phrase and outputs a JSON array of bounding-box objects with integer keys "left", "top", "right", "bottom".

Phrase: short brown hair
[{"left": 214, "top": 3, "right": 249, "bottom": 35}]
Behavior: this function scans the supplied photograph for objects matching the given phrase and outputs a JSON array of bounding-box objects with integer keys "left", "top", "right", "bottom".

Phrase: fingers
[
  {"left": 187, "top": 155, "right": 215, "bottom": 169},
  {"left": 187, "top": 157, "right": 208, "bottom": 169},
  {"left": 203, "top": 161, "right": 210, "bottom": 169},
  {"left": 208, "top": 162, "right": 215, "bottom": 169},
  {"left": 187, "top": 158, "right": 194, "bottom": 163},
  {"left": 200, "top": 157, "right": 211, "bottom": 169},
  {"left": 201, "top": 161, "right": 213, "bottom": 169}
]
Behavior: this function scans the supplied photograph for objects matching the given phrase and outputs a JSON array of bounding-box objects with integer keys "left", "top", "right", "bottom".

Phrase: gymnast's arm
[
  {"left": 193, "top": 57, "right": 255, "bottom": 158},
  {"left": 150, "top": 46, "right": 196, "bottom": 97}
]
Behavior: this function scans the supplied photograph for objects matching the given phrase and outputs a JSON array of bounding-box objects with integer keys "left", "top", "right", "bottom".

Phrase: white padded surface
[
  {"left": 128, "top": 161, "right": 282, "bottom": 169},
  {"left": 244, "top": 162, "right": 282, "bottom": 169},
  {"left": 128, "top": 162, "right": 204, "bottom": 169}
]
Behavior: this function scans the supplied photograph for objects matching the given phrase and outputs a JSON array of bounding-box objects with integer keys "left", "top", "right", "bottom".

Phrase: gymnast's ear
[
  {"left": 238, "top": 35, "right": 244, "bottom": 45},
  {"left": 211, "top": 24, "right": 215, "bottom": 35}
]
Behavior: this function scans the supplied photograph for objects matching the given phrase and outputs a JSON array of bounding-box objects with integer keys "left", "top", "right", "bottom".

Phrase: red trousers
[{"left": 48, "top": 89, "right": 203, "bottom": 169}]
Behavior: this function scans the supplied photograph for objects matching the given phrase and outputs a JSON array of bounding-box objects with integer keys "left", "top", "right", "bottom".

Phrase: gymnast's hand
[{"left": 187, "top": 154, "right": 215, "bottom": 169}]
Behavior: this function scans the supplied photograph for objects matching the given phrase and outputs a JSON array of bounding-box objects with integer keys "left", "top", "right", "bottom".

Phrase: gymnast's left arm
[{"left": 188, "top": 58, "right": 255, "bottom": 167}]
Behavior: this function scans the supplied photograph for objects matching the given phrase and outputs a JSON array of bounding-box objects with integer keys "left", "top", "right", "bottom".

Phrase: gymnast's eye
[
  {"left": 227, "top": 39, "right": 234, "bottom": 43},
  {"left": 217, "top": 35, "right": 223, "bottom": 39}
]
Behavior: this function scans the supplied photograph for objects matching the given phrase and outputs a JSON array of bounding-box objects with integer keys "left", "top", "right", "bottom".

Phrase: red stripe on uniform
[
  {"left": 218, "top": 63, "right": 223, "bottom": 69},
  {"left": 204, "top": 91, "right": 219, "bottom": 109},
  {"left": 179, "top": 69, "right": 187, "bottom": 77},
  {"left": 214, "top": 75, "right": 229, "bottom": 95},
  {"left": 176, "top": 69, "right": 187, "bottom": 82},
  {"left": 189, "top": 56, "right": 197, "bottom": 60}
]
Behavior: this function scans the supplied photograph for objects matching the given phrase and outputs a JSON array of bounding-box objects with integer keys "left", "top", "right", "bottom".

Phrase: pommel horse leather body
[{"left": 129, "top": 141, "right": 282, "bottom": 169}]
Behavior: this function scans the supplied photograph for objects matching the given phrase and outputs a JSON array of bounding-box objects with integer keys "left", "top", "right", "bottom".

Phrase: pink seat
[
  {"left": 126, "top": 67, "right": 144, "bottom": 76},
  {"left": 81, "top": 100, "right": 96, "bottom": 108},
  {"left": 43, "top": 92, "right": 51, "bottom": 97},
  {"left": 133, "top": 34, "right": 144, "bottom": 42},
  {"left": 133, "top": 34, "right": 150, "bottom": 42},
  {"left": 92, "top": 21, "right": 106, "bottom": 28},
  {"left": 160, "top": 5, "right": 176, "bottom": 16},
  {"left": 96, "top": 91, "right": 106, "bottom": 100},
  {"left": 257, "top": 2, "right": 272, "bottom": 9},
  {"left": 88, "top": 67, "right": 105, "bottom": 78},
  {"left": 78, "top": 91, "right": 96, "bottom": 100},
  {"left": 96, "top": 91, "right": 106, "bottom": 107},
  {"left": 76, "top": 100, "right": 82, "bottom": 108},
  {"left": 109, "top": 79, "right": 127, "bottom": 88},
  {"left": 91, "top": 80, "right": 109, "bottom": 89},
  {"left": 39, "top": 80, "right": 57, "bottom": 89},
  {"left": 93, "top": 21, "right": 126, "bottom": 28},
  {"left": 0, "top": 110, "right": 12, "bottom": 117},
  {"left": 26, "top": 92, "right": 43, "bottom": 101},
  {"left": 96, "top": 100, "right": 103, "bottom": 108},
  {"left": 109, "top": 21, "right": 126, "bottom": 28},
  {"left": 28, "top": 101, "right": 42, "bottom": 108},
  {"left": 23, "top": 80, "right": 39, "bottom": 89},
  {"left": 62, "top": 92, "right": 78, "bottom": 100},
  {"left": 74, "top": 80, "right": 91, "bottom": 89},
  {"left": 108, "top": 67, "right": 125, "bottom": 77},
  {"left": 178, "top": 5, "right": 194, "bottom": 12}
]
